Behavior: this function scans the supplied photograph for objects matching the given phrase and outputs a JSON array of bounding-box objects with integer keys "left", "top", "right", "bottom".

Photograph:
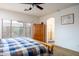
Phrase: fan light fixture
[
  {"left": 22, "top": 3, "right": 43, "bottom": 11},
  {"left": 24, "top": 4, "right": 33, "bottom": 11}
]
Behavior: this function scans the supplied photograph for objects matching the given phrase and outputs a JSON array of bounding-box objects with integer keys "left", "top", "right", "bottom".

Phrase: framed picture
[{"left": 61, "top": 13, "right": 74, "bottom": 25}]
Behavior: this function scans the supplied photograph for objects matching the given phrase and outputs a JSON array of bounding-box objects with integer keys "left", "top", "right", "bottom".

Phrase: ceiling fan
[{"left": 21, "top": 3, "right": 44, "bottom": 11}]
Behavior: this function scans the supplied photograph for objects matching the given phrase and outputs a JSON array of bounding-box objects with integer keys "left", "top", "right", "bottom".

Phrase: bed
[{"left": 0, "top": 37, "right": 49, "bottom": 56}]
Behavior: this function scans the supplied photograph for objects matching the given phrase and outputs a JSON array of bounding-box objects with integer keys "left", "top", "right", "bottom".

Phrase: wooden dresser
[{"left": 32, "top": 23, "right": 46, "bottom": 42}]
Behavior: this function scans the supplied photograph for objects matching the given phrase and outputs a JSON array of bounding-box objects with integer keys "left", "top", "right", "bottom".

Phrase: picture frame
[{"left": 61, "top": 13, "right": 74, "bottom": 25}]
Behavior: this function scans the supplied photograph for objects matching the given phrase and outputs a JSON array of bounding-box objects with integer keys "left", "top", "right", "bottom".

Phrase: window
[
  {"left": 1, "top": 19, "right": 32, "bottom": 38},
  {"left": 25, "top": 23, "right": 31, "bottom": 37},
  {"left": 12, "top": 21, "right": 25, "bottom": 37},
  {"left": 2, "top": 20, "right": 11, "bottom": 38}
]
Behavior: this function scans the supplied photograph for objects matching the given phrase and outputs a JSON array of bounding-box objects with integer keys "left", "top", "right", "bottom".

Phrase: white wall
[
  {"left": 39, "top": 5, "right": 79, "bottom": 52},
  {"left": 0, "top": 9, "right": 38, "bottom": 22},
  {"left": 0, "top": 9, "right": 38, "bottom": 38}
]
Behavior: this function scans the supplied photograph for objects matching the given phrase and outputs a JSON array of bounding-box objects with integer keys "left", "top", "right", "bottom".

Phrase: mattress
[{"left": 0, "top": 37, "right": 48, "bottom": 56}]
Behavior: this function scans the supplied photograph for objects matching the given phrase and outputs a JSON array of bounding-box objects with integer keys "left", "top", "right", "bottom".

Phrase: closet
[{"left": 32, "top": 23, "right": 46, "bottom": 42}]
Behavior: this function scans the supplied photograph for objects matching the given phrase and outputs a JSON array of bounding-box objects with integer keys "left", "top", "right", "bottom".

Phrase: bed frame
[{"left": 35, "top": 40, "right": 54, "bottom": 54}]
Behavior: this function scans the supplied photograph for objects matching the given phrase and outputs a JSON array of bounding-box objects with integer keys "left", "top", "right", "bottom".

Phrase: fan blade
[
  {"left": 36, "top": 5, "right": 43, "bottom": 10},
  {"left": 21, "top": 3, "right": 43, "bottom": 5}
]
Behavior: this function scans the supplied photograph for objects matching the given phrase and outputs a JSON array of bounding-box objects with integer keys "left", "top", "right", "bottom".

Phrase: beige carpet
[{"left": 53, "top": 45, "right": 79, "bottom": 56}]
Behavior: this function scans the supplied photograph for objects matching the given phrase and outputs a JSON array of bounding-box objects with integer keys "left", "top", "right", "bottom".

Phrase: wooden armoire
[{"left": 32, "top": 23, "right": 46, "bottom": 42}]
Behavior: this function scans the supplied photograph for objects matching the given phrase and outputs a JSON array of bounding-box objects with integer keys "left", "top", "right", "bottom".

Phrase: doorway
[{"left": 47, "top": 18, "right": 55, "bottom": 43}]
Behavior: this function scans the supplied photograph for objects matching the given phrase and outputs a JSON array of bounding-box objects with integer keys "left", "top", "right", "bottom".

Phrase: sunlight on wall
[{"left": 47, "top": 18, "right": 55, "bottom": 41}]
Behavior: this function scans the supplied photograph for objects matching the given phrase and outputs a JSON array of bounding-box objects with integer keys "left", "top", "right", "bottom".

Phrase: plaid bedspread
[{"left": 0, "top": 37, "right": 48, "bottom": 56}]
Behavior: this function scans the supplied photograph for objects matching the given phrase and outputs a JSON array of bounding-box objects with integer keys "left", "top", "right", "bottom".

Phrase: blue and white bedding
[{"left": 0, "top": 37, "right": 48, "bottom": 56}]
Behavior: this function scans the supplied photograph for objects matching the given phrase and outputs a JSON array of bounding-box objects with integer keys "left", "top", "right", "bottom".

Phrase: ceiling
[{"left": 0, "top": 3, "right": 78, "bottom": 17}]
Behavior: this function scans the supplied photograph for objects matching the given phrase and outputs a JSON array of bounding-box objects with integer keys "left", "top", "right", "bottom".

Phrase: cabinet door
[{"left": 33, "top": 24, "right": 45, "bottom": 42}]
